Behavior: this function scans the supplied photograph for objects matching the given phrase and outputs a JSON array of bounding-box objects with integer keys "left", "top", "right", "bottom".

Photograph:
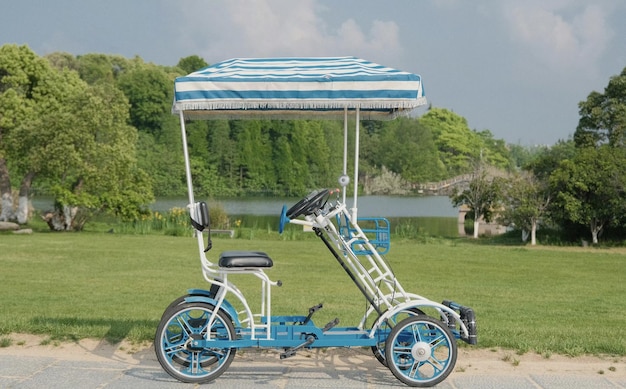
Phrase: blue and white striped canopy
[{"left": 173, "top": 57, "right": 426, "bottom": 120}]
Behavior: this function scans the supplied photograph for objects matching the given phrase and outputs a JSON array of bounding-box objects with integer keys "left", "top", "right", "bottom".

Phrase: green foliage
[
  {"left": 525, "top": 139, "right": 575, "bottom": 180},
  {"left": 420, "top": 108, "right": 482, "bottom": 175},
  {"left": 498, "top": 172, "right": 551, "bottom": 245},
  {"left": 575, "top": 66, "right": 626, "bottom": 147},
  {"left": 117, "top": 202, "right": 231, "bottom": 236},
  {"left": 0, "top": 45, "right": 153, "bottom": 228},
  {"left": 118, "top": 207, "right": 189, "bottom": 236},
  {"left": 450, "top": 166, "right": 502, "bottom": 238},
  {"left": 177, "top": 55, "right": 208, "bottom": 74},
  {"left": 116, "top": 63, "right": 173, "bottom": 134},
  {"left": 550, "top": 145, "right": 626, "bottom": 244},
  {"left": 376, "top": 117, "right": 446, "bottom": 182},
  {"left": 420, "top": 108, "right": 514, "bottom": 176}
]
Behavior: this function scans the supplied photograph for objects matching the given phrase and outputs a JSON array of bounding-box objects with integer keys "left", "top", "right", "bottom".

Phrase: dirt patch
[{"left": 0, "top": 333, "right": 152, "bottom": 364}]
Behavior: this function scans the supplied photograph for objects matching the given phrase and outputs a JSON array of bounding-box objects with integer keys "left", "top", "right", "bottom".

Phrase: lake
[
  {"left": 31, "top": 195, "right": 461, "bottom": 237},
  {"left": 157, "top": 195, "right": 461, "bottom": 237},
  {"left": 153, "top": 195, "right": 458, "bottom": 218}
]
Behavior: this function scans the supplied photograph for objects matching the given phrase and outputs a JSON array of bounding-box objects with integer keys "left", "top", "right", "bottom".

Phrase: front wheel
[
  {"left": 155, "top": 302, "right": 236, "bottom": 383},
  {"left": 384, "top": 316, "right": 457, "bottom": 387}
]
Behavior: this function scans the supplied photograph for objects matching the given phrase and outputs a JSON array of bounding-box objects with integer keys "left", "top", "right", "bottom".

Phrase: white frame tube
[
  {"left": 342, "top": 106, "right": 348, "bottom": 204},
  {"left": 352, "top": 106, "right": 360, "bottom": 220}
]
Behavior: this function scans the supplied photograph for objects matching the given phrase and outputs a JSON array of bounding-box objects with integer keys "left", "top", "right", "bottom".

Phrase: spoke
[
  {"left": 409, "top": 360, "right": 422, "bottom": 379},
  {"left": 392, "top": 344, "right": 412, "bottom": 354},
  {"left": 426, "top": 356, "right": 445, "bottom": 373},
  {"left": 430, "top": 334, "right": 447, "bottom": 348},
  {"left": 164, "top": 341, "right": 186, "bottom": 357},
  {"left": 411, "top": 324, "right": 422, "bottom": 342},
  {"left": 176, "top": 314, "right": 195, "bottom": 338},
  {"left": 189, "top": 351, "right": 202, "bottom": 374}
]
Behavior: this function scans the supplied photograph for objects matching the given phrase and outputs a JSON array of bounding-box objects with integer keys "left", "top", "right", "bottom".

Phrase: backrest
[{"left": 190, "top": 201, "right": 210, "bottom": 231}]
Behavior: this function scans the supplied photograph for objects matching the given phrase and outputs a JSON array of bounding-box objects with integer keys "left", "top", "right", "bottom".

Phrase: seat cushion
[{"left": 218, "top": 251, "right": 273, "bottom": 268}]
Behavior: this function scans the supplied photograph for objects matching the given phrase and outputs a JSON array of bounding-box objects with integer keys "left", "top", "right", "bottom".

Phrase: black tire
[
  {"left": 159, "top": 295, "right": 188, "bottom": 320},
  {"left": 384, "top": 315, "right": 457, "bottom": 387},
  {"left": 155, "top": 302, "right": 236, "bottom": 384}
]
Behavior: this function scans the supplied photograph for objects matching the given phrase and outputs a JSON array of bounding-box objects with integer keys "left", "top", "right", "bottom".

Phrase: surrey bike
[{"left": 154, "top": 188, "right": 476, "bottom": 387}]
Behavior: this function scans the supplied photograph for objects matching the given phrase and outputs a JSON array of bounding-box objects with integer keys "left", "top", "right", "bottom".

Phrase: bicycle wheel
[
  {"left": 372, "top": 308, "right": 424, "bottom": 366},
  {"left": 384, "top": 315, "right": 457, "bottom": 387},
  {"left": 155, "top": 302, "right": 236, "bottom": 384}
]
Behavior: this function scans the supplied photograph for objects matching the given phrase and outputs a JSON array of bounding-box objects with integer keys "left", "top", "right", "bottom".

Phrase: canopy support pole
[
  {"left": 351, "top": 107, "right": 360, "bottom": 221},
  {"left": 342, "top": 107, "right": 348, "bottom": 204},
  {"left": 179, "top": 111, "right": 195, "bottom": 207}
]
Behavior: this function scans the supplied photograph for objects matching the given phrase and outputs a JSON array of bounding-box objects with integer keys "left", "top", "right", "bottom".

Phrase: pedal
[
  {"left": 301, "top": 303, "right": 323, "bottom": 325},
  {"left": 322, "top": 318, "right": 339, "bottom": 332},
  {"left": 280, "top": 335, "right": 316, "bottom": 359}
]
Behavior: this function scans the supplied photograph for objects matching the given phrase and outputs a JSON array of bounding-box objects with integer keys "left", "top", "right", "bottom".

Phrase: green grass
[{"left": 0, "top": 231, "right": 624, "bottom": 357}]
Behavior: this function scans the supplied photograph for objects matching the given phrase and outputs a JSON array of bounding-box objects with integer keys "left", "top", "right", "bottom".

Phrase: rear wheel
[
  {"left": 385, "top": 315, "right": 457, "bottom": 387},
  {"left": 155, "top": 302, "right": 236, "bottom": 383},
  {"left": 372, "top": 308, "right": 424, "bottom": 366}
]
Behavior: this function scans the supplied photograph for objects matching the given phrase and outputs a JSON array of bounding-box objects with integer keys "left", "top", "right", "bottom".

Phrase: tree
[
  {"left": 525, "top": 139, "right": 575, "bottom": 180},
  {"left": 177, "top": 55, "right": 208, "bottom": 74},
  {"left": 550, "top": 146, "right": 626, "bottom": 244},
  {"left": 475, "top": 129, "right": 512, "bottom": 170},
  {"left": 116, "top": 63, "right": 172, "bottom": 135},
  {"left": 0, "top": 44, "right": 56, "bottom": 222},
  {"left": 450, "top": 165, "right": 502, "bottom": 238},
  {"left": 574, "top": 67, "right": 626, "bottom": 148},
  {"left": 41, "top": 82, "right": 153, "bottom": 229},
  {"left": 420, "top": 108, "right": 484, "bottom": 176},
  {"left": 8, "top": 67, "right": 87, "bottom": 224},
  {"left": 377, "top": 117, "right": 445, "bottom": 183},
  {"left": 499, "top": 172, "right": 550, "bottom": 245}
]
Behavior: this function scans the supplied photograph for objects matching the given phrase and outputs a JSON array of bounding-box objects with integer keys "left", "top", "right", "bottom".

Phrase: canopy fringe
[{"left": 173, "top": 97, "right": 427, "bottom": 120}]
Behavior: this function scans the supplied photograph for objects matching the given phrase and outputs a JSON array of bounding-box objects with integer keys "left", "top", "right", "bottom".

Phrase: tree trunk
[
  {"left": 0, "top": 157, "right": 14, "bottom": 222},
  {"left": 472, "top": 209, "right": 480, "bottom": 238},
  {"left": 16, "top": 171, "right": 36, "bottom": 224},
  {"left": 42, "top": 205, "right": 83, "bottom": 231},
  {"left": 521, "top": 229, "right": 529, "bottom": 242},
  {"left": 590, "top": 218, "right": 602, "bottom": 245},
  {"left": 530, "top": 219, "right": 537, "bottom": 246}
]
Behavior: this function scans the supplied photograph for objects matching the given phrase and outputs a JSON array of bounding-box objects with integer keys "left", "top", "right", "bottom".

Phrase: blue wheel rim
[
  {"left": 388, "top": 319, "right": 454, "bottom": 384},
  {"left": 160, "top": 307, "right": 232, "bottom": 379}
]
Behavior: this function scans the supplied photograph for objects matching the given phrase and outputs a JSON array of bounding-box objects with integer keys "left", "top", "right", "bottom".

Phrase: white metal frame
[{"left": 178, "top": 109, "right": 470, "bottom": 342}]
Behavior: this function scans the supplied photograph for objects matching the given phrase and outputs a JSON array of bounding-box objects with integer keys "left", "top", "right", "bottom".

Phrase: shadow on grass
[{"left": 29, "top": 316, "right": 158, "bottom": 344}]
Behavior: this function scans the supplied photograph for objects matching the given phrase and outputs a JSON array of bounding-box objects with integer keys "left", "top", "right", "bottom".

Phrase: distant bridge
[
  {"left": 417, "top": 168, "right": 509, "bottom": 195},
  {"left": 417, "top": 174, "right": 473, "bottom": 195}
]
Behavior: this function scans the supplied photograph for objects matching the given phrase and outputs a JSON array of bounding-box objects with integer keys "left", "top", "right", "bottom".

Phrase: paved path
[{"left": 1, "top": 341, "right": 625, "bottom": 388}]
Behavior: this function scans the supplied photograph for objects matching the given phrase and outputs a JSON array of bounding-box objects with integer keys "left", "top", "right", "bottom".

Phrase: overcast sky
[{"left": 2, "top": 0, "right": 625, "bottom": 145}]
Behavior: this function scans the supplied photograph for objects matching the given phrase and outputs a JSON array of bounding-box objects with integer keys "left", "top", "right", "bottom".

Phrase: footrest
[
  {"left": 301, "top": 303, "right": 323, "bottom": 325},
  {"left": 322, "top": 318, "right": 339, "bottom": 332},
  {"left": 219, "top": 251, "right": 273, "bottom": 268}
]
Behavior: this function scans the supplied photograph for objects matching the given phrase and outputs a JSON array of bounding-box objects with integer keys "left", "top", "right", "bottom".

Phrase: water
[
  {"left": 30, "top": 195, "right": 460, "bottom": 237},
  {"left": 151, "top": 195, "right": 458, "bottom": 218}
]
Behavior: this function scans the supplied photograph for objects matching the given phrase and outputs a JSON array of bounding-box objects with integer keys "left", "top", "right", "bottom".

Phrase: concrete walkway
[{"left": 1, "top": 341, "right": 625, "bottom": 388}]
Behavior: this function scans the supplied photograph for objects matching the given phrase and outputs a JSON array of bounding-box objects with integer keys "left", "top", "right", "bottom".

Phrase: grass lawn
[{"left": 0, "top": 231, "right": 624, "bottom": 357}]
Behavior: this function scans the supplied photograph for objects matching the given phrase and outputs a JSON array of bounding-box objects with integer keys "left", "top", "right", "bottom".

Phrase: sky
[{"left": 1, "top": 0, "right": 625, "bottom": 146}]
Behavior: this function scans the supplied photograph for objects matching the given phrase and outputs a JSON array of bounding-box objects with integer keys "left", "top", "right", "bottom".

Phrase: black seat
[{"left": 218, "top": 251, "right": 273, "bottom": 268}]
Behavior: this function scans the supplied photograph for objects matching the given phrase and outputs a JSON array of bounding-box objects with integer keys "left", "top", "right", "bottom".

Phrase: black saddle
[{"left": 218, "top": 251, "right": 273, "bottom": 268}]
